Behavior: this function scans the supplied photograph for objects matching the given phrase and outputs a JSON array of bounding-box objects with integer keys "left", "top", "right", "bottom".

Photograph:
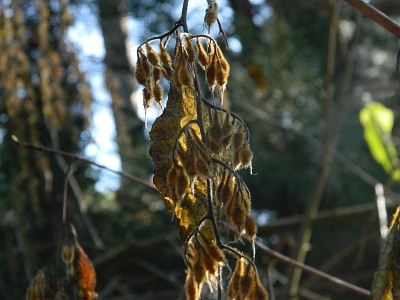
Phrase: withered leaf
[{"left": 149, "top": 86, "right": 213, "bottom": 242}]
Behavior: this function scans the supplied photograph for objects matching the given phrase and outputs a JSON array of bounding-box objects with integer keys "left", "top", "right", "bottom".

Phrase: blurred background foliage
[{"left": 1, "top": 0, "right": 400, "bottom": 299}]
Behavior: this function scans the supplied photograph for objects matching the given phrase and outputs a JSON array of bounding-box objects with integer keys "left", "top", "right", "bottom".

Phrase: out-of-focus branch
[
  {"left": 344, "top": 0, "right": 400, "bottom": 38},
  {"left": 11, "top": 135, "right": 158, "bottom": 192}
]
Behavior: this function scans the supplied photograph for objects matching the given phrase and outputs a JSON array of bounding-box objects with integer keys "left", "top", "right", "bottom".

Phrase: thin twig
[
  {"left": 11, "top": 135, "right": 158, "bottom": 192},
  {"left": 221, "top": 221, "right": 371, "bottom": 297},
  {"left": 344, "top": 0, "right": 400, "bottom": 38}
]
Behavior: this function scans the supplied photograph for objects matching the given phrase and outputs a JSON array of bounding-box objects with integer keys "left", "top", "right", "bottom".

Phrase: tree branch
[
  {"left": 11, "top": 135, "right": 158, "bottom": 193},
  {"left": 344, "top": 0, "right": 400, "bottom": 38}
]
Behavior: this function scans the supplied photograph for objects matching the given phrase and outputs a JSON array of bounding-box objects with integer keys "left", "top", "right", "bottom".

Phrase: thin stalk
[{"left": 286, "top": 0, "right": 342, "bottom": 298}]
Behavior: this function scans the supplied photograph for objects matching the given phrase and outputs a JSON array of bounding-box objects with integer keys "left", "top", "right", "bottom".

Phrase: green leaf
[{"left": 359, "top": 101, "right": 400, "bottom": 181}]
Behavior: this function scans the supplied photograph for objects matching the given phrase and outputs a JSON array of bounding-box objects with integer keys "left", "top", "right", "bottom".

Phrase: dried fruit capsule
[
  {"left": 186, "top": 270, "right": 199, "bottom": 300},
  {"left": 175, "top": 168, "right": 189, "bottom": 199},
  {"left": 250, "top": 277, "right": 269, "bottom": 300},
  {"left": 228, "top": 257, "right": 245, "bottom": 299},
  {"left": 159, "top": 42, "right": 173, "bottom": 79},
  {"left": 142, "top": 87, "right": 152, "bottom": 108},
  {"left": 232, "top": 126, "right": 246, "bottom": 150},
  {"left": 152, "top": 66, "right": 162, "bottom": 82},
  {"left": 239, "top": 262, "right": 257, "bottom": 299},
  {"left": 152, "top": 81, "right": 163, "bottom": 105},
  {"left": 193, "top": 246, "right": 207, "bottom": 284},
  {"left": 145, "top": 42, "right": 160, "bottom": 67},
  {"left": 204, "top": 1, "right": 218, "bottom": 32},
  {"left": 135, "top": 53, "right": 150, "bottom": 86},
  {"left": 178, "top": 56, "right": 193, "bottom": 87},
  {"left": 206, "top": 53, "right": 217, "bottom": 90},
  {"left": 184, "top": 35, "right": 195, "bottom": 64},
  {"left": 216, "top": 46, "right": 230, "bottom": 86},
  {"left": 196, "top": 38, "right": 208, "bottom": 70},
  {"left": 244, "top": 214, "right": 257, "bottom": 239}
]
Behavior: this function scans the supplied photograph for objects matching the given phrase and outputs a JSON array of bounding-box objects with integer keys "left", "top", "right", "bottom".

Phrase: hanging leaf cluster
[{"left": 137, "top": 1, "right": 268, "bottom": 298}]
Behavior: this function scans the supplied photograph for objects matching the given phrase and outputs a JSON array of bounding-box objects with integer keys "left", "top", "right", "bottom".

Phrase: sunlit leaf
[
  {"left": 149, "top": 86, "right": 213, "bottom": 242},
  {"left": 359, "top": 101, "right": 400, "bottom": 181}
]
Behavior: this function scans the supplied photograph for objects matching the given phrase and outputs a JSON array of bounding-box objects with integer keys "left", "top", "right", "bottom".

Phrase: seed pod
[
  {"left": 61, "top": 243, "right": 75, "bottom": 264},
  {"left": 245, "top": 214, "right": 257, "bottom": 239},
  {"left": 239, "top": 262, "right": 257, "bottom": 299},
  {"left": 172, "top": 47, "right": 183, "bottom": 88},
  {"left": 240, "top": 183, "right": 251, "bottom": 213},
  {"left": 232, "top": 126, "right": 246, "bottom": 150},
  {"left": 219, "top": 172, "right": 235, "bottom": 209},
  {"left": 152, "top": 81, "right": 163, "bottom": 105},
  {"left": 227, "top": 192, "right": 246, "bottom": 231},
  {"left": 184, "top": 35, "right": 195, "bottom": 64},
  {"left": 159, "top": 42, "right": 173, "bottom": 79},
  {"left": 135, "top": 54, "right": 150, "bottom": 86},
  {"left": 250, "top": 277, "right": 269, "bottom": 300},
  {"left": 228, "top": 258, "right": 245, "bottom": 299},
  {"left": 236, "top": 143, "right": 253, "bottom": 169},
  {"left": 195, "top": 155, "right": 214, "bottom": 180},
  {"left": 193, "top": 246, "right": 207, "bottom": 284},
  {"left": 145, "top": 42, "right": 160, "bottom": 67},
  {"left": 199, "top": 243, "right": 218, "bottom": 275},
  {"left": 204, "top": 2, "right": 218, "bottom": 32},
  {"left": 178, "top": 56, "right": 193, "bottom": 87},
  {"left": 142, "top": 87, "right": 152, "bottom": 108},
  {"left": 196, "top": 38, "right": 208, "bottom": 70},
  {"left": 206, "top": 53, "right": 217, "bottom": 90},
  {"left": 197, "top": 233, "right": 225, "bottom": 264},
  {"left": 159, "top": 42, "right": 171, "bottom": 65},
  {"left": 152, "top": 66, "right": 162, "bottom": 82},
  {"left": 175, "top": 168, "right": 189, "bottom": 199},
  {"left": 186, "top": 270, "right": 199, "bottom": 300},
  {"left": 216, "top": 46, "right": 230, "bottom": 86}
]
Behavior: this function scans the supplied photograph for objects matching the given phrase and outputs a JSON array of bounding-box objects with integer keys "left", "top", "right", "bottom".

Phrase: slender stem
[
  {"left": 11, "top": 135, "right": 158, "bottom": 192},
  {"left": 344, "top": 0, "right": 400, "bottom": 38},
  {"left": 286, "top": 1, "right": 342, "bottom": 297},
  {"left": 180, "top": 0, "right": 190, "bottom": 33}
]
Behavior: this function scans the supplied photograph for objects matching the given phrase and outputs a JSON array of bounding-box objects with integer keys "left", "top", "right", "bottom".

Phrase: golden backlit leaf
[{"left": 149, "top": 86, "right": 213, "bottom": 242}]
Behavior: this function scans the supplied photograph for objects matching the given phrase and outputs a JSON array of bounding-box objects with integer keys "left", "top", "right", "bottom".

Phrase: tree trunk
[{"left": 97, "top": 0, "right": 150, "bottom": 191}]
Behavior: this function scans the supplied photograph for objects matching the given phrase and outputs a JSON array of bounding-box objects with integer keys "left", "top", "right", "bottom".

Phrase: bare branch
[
  {"left": 11, "top": 135, "right": 158, "bottom": 193},
  {"left": 344, "top": 0, "right": 400, "bottom": 38}
]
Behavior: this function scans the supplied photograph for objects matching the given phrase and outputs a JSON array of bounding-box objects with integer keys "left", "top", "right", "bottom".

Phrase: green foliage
[{"left": 360, "top": 101, "right": 400, "bottom": 180}]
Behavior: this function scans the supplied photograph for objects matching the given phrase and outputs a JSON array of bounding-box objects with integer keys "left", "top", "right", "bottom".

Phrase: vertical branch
[{"left": 285, "top": 0, "right": 342, "bottom": 298}]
